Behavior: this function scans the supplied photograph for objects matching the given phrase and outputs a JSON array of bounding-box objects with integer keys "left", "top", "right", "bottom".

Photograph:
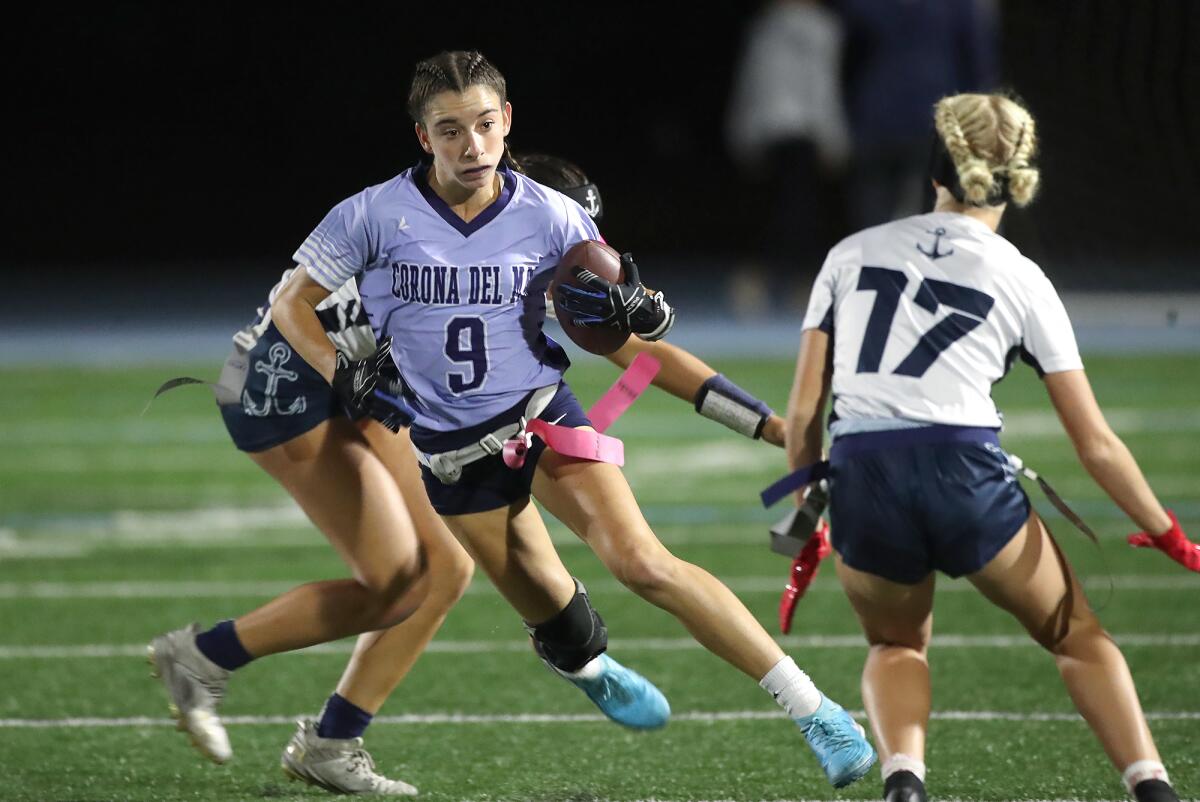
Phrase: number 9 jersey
[
  {"left": 802, "top": 212, "right": 1083, "bottom": 430},
  {"left": 292, "top": 163, "right": 600, "bottom": 432}
]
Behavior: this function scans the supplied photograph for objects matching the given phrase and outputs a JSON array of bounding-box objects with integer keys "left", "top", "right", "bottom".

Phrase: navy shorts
[
  {"left": 410, "top": 382, "right": 592, "bottom": 516},
  {"left": 218, "top": 323, "right": 348, "bottom": 453},
  {"left": 827, "top": 426, "right": 1031, "bottom": 584}
]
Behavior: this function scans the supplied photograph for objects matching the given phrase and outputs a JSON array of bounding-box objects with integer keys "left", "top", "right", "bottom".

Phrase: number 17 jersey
[{"left": 802, "top": 212, "right": 1083, "bottom": 429}]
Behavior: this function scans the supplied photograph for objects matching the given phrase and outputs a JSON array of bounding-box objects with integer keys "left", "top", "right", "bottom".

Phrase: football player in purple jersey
[
  {"left": 270, "top": 50, "right": 872, "bottom": 790},
  {"left": 148, "top": 49, "right": 864, "bottom": 794}
]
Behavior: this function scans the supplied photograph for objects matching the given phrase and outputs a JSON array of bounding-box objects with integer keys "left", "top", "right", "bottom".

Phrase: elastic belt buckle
[{"left": 478, "top": 432, "right": 505, "bottom": 456}]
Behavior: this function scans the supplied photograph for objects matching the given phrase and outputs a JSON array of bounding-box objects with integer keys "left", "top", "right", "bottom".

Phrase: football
[{"left": 550, "top": 239, "right": 630, "bottom": 355}]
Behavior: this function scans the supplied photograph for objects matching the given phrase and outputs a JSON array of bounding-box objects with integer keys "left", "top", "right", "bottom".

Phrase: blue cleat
[
  {"left": 793, "top": 695, "right": 877, "bottom": 788},
  {"left": 559, "top": 653, "right": 670, "bottom": 730}
]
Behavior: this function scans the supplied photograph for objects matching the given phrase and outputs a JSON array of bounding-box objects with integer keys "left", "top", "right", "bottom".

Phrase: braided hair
[
  {"left": 931, "top": 93, "right": 1040, "bottom": 208},
  {"left": 408, "top": 51, "right": 519, "bottom": 169}
]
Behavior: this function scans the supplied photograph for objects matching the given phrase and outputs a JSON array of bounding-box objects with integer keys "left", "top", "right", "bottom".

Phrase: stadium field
[{"left": 0, "top": 354, "right": 1197, "bottom": 801}]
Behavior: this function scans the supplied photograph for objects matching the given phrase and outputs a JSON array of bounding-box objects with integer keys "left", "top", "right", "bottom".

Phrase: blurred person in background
[
  {"left": 835, "top": 0, "right": 999, "bottom": 229},
  {"left": 726, "top": 0, "right": 850, "bottom": 310}
]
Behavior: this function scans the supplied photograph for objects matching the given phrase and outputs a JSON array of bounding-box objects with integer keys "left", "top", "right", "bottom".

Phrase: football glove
[
  {"left": 554, "top": 253, "right": 676, "bottom": 341},
  {"left": 1128, "top": 510, "right": 1200, "bottom": 573},
  {"left": 331, "top": 336, "right": 416, "bottom": 433}
]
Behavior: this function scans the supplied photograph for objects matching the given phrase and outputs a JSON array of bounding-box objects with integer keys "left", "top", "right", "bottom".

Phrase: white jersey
[
  {"left": 232, "top": 268, "right": 376, "bottom": 360},
  {"left": 802, "top": 212, "right": 1083, "bottom": 430}
]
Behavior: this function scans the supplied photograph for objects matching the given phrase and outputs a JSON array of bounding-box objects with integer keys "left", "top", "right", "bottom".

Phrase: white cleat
[
  {"left": 281, "top": 718, "right": 418, "bottom": 796},
  {"left": 147, "top": 622, "right": 232, "bottom": 764}
]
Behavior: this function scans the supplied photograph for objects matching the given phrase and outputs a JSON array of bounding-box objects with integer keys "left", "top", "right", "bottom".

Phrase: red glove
[
  {"left": 779, "top": 519, "right": 832, "bottom": 634},
  {"left": 1128, "top": 510, "right": 1200, "bottom": 573}
]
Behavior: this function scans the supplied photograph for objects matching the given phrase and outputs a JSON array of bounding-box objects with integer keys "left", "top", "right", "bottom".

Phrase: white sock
[
  {"left": 758, "top": 655, "right": 822, "bottom": 718},
  {"left": 1123, "top": 760, "right": 1169, "bottom": 793},
  {"left": 562, "top": 656, "right": 604, "bottom": 680},
  {"left": 882, "top": 753, "right": 926, "bottom": 782}
]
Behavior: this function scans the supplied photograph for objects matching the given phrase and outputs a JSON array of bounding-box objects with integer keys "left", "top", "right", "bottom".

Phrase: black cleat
[
  {"left": 884, "top": 769, "right": 928, "bottom": 802},
  {"left": 1134, "top": 779, "right": 1180, "bottom": 802}
]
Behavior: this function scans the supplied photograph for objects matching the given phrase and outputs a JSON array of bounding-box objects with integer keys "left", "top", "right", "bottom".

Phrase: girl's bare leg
[
  {"left": 968, "top": 511, "right": 1161, "bottom": 771},
  {"left": 234, "top": 417, "right": 426, "bottom": 657},
  {"left": 330, "top": 422, "right": 475, "bottom": 713},
  {"left": 835, "top": 558, "right": 935, "bottom": 768},
  {"left": 532, "top": 453, "right": 783, "bottom": 679}
]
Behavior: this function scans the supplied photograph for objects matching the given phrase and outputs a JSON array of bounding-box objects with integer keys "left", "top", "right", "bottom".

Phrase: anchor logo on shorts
[
  {"left": 917, "top": 227, "right": 954, "bottom": 260},
  {"left": 242, "top": 342, "right": 307, "bottom": 417}
]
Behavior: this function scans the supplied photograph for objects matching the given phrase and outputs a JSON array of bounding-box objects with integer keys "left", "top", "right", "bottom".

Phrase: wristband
[{"left": 694, "top": 373, "right": 773, "bottom": 439}]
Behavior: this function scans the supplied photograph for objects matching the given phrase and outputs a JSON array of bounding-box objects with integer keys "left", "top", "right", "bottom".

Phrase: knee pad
[{"left": 527, "top": 578, "right": 607, "bottom": 673}]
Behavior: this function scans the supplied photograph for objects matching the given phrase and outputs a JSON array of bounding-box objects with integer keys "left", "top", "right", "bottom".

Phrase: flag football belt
[
  {"left": 760, "top": 425, "right": 999, "bottom": 508},
  {"left": 143, "top": 342, "right": 251, "bottom": 415},
  {"left": 415, "top": 384, "right": 560, "bottom": 485},
  {"left": 418, "top": 353, "right": 662, "bottom": 485},
  {"left": 759, "top": 423, "right": 1093, "bottom": 537},
  {"left": 759, "top": 423, "right": 1106, "bottom": 566}
]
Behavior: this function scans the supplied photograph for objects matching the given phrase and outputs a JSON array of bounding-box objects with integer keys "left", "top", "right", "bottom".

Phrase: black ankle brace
[{"left": 527, "top": 579, "right": 608, "bottom": 673}]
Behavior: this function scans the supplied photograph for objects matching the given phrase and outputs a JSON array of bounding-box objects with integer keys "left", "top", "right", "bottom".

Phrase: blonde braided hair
[{"left": 933, "top": 94, "right": 1040, "bottom": 207}]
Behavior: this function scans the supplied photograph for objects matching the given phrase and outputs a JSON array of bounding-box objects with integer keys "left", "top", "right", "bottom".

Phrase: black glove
[
  {"left": 554, "top": 253, "right": 676, "bottom": 341},
  {"left": 331, "top": 337, "right": 416, "bottom": 432}
]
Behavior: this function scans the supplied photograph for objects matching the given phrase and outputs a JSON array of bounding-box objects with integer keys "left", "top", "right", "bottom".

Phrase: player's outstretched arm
[
  {"left": 1044, "top": 369, "right": 1197, "bottom": 571},
  {"left": 606, "top": 337, "right": 785, "bottom": 446},
  {"left": 1044, "top": 369, "right": 1172, "bottom": 534}
]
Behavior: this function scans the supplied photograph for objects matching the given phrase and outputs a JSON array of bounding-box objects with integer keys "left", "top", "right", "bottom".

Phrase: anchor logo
[
  {"left": 917, "top": 227, "right": 954, "bottom": 260},
  {"left": 242, "top": 342, "right": 307, "bottom": 417},
  {"left": 583, "top": 187, "right": 600, "bottom": 218}
]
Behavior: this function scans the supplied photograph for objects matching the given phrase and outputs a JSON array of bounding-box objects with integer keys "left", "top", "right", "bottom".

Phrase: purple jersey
[{"left": 292, "top": 164, "right": 600, "bottom": 431}]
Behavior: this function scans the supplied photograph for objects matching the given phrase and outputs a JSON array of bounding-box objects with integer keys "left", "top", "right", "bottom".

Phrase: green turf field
[{"left": 0, "top": 354, "right": 1197, "bottom": 801}]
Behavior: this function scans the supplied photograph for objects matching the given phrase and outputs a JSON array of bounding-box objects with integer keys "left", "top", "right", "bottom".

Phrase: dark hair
[
  {"left": 408, "top": 50, "right": 506, "bottom": 124},
  {"left": 516, "top": 154, "right": 588, "bottom": 189},
  {"left": 516, "top": 153, "right": 604, "bottom": 221},
  {"left": 408, "top": 50, "right": 517, "bottom": 169}
]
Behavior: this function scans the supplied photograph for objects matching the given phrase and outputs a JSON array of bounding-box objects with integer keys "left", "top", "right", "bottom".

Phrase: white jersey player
[
  {"left": 805, "top": 209, "right": 1082, "bottom": 432},
  {"left": 786, "top": 92, "right": 1190, "bottom": 802}
]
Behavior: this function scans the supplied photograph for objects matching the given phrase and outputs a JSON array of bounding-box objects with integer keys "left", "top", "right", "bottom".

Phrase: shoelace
[
  {"left": 348, "top": 749, "right": 379, "bottom": 781},
  {"left": 800, "top": 712, "right": 844, "bottom": 743},
  {"left": 592, "top": 667, "right": 637, "bottom": 705}
]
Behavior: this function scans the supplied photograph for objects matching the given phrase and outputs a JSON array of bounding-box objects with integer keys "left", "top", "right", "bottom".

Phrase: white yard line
[
  {"left": 2, "top": 632, "right": 1198, "bottom": 660},
  {"left": 4, "top": 406, "right": 1198, "bottom": 446},
  {"left": 1, "top": 709, "right": 1197, "bottom": 729},
  {"left": 4, "top": 483, "right": 1200, "bottom": 561},
  {"left": 0, "top": 574, "right": 1194, "bottom": 599}
]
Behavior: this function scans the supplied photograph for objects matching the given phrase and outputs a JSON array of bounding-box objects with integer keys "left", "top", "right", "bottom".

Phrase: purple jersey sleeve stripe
[
  {"left": 294, "top": 242, "right": 353, "bottom": 290},
  {"left": 298, "top": 238, "right": 347, "bottom": 279}
]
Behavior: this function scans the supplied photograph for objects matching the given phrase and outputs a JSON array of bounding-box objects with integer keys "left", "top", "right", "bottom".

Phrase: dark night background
[{"left": 9, "top": 1, "right": 1200, "bottom": 325}]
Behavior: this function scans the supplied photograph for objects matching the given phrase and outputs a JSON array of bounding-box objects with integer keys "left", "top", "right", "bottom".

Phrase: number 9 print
[{"left": 444, "top": 316, "right": 489, "bottom": 394}]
